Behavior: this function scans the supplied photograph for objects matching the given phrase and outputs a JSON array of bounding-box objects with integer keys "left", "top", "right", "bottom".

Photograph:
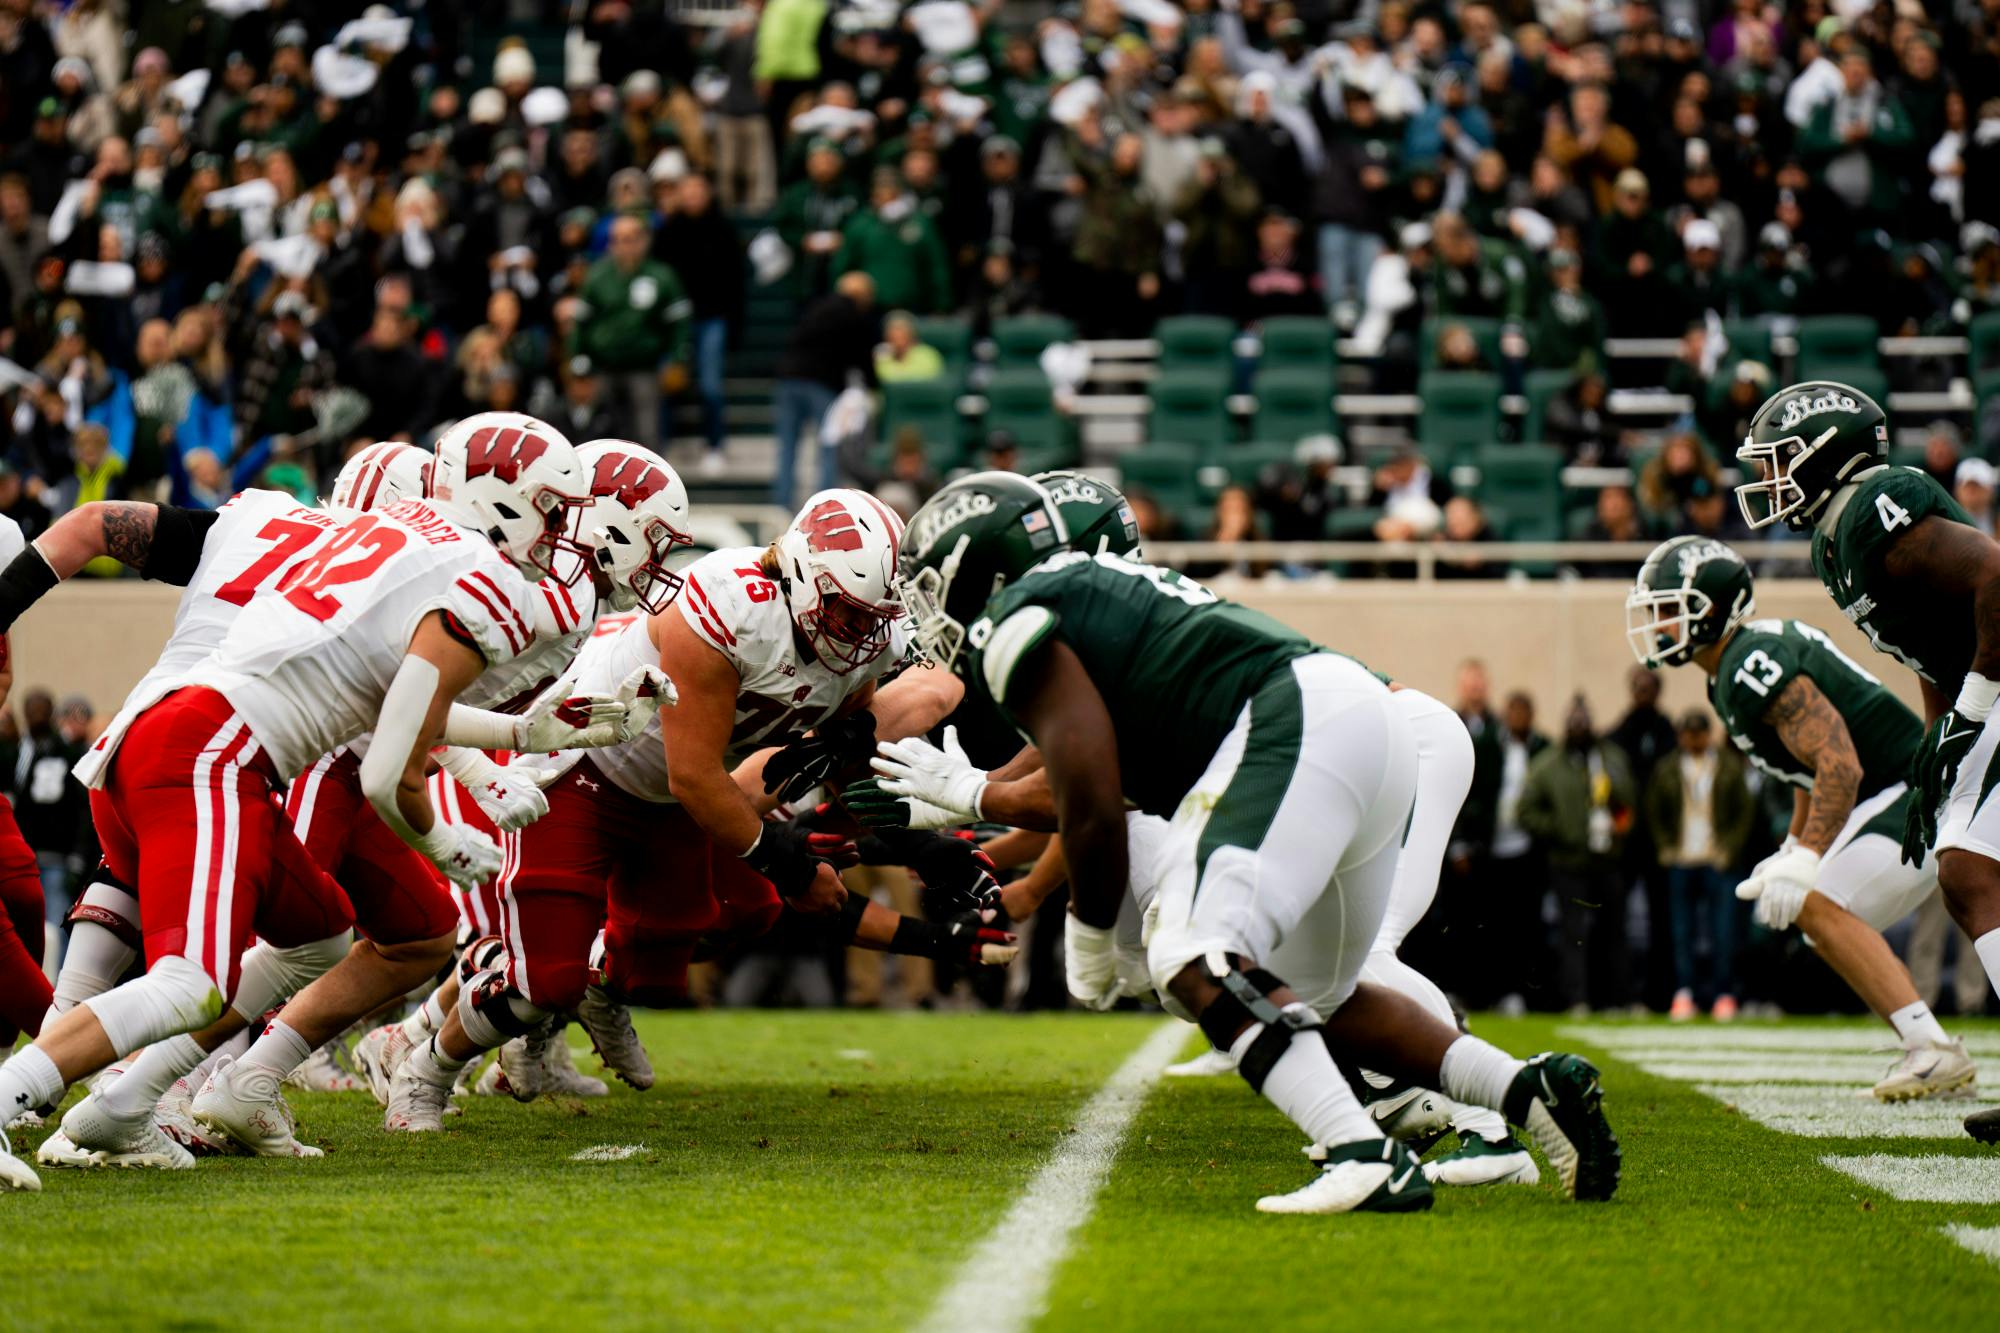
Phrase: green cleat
[
  {"left": 1503, "top": 1053, "right": 1621, "bottom": 1201},
  {"left": 1965, "top": 1107, "right": 2000, "bottom": 1143}
]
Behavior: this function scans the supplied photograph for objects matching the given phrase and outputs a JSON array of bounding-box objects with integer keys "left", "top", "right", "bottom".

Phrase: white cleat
[
  {"left": 191, "top": 1057, "right": 324, "bottom": 1158},
  {"left": 284, "top": 1042, "right": 363, "bottom": 1094},
  {"left": 543, "top": 1031, "right": 609, "bottom": 1098},
  {"left": 1421, "top": 1133, "right": 1541, "bottom": 1187},
  {"left": 44, "top": 1094, "right": 194, "bottom": 1170},
  {"left": 577, "top": 985, "right": 654, "bottom": 1090},
  {"left": 496, "top": 1031, "right": 548, "bottom": 1103},
  {"left": 156, "top": 1077, "right": 239, "bottom": 1156},
  {"left": 4, "top": 1106, "right": 45, "bottom": 1131},
  {"left": 1164, "top": 1048, "right": 1237, "bottom": 1078},
  {"left": 384, "top": 1063, "right": 452, "bottom": 1133},
  {"left": 473, "top": 1058, "right": 513, "bottom": 1098},
  {"left": 353, "top": 1023, "right": 415, "bottom": 1106},
  {"left": 0, "top": 1126, "right": 41, "bottom": 1191},
  {"left": 1258, "top": 1138, "right": 1432, "bottom": 1214},
  {"left": 85, "top": 1059, "right": 131, "bottom": 1098},
  {"left": 1873, "top": 1038, "right": 1977, "bottom": 1103},
  {"left": 1370, "top": 1083, "right": 1455, "bottom": 1147}
]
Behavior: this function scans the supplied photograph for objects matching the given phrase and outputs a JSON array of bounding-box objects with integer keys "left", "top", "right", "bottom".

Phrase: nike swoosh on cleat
[{"left": 1388, "top": 1164, "right": 1416, "bottom": 1193}]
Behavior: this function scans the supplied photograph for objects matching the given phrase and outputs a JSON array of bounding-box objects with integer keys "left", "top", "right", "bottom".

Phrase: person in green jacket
[
  {"left": 773, "top": 139, "right": 860, "bottom": 300},
  {"left": 1798, "top": 52, "right": 1916, "bottom": 225},
  {"left": 1533, "top": 248, "right": 1606, "bottom": 372},
  {"left": 572, "top": 212, "right": 693, "bottom": 449},
  {"left": 836, "top": 167, "right": 952, "bottom": 315},
  {"left": 1516, "top": 695, "right": 1639, "bottom": 1013}
]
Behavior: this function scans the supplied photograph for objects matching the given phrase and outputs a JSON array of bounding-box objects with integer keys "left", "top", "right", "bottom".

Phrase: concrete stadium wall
[{"left": 8, "top": 578, "right": 1923, "bottom": 728}]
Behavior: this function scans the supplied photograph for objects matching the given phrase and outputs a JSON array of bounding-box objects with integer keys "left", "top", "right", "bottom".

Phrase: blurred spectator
[
  {"left": 1070, "top": 129, "right": 1164, "bottom": 337},
  {"left": 1238, "top": 210, "right": 1318, "bottom": 322},
  {"left": 708, "top": 6, "right": 777, "bottom": 214},
  {"left": 872, "top": 426, "right": 943, "bottom": 515},
  {"left": 1545, "top": 368, "right": 1618, "bottom": 465},
  {"left": 944, "top": 136, "right": 1043, "bottom": 300},
  {"left": 1799, "top": 52, "right": 1914, "bottom": 231},
  {"left": 1534, "top": 249, "right": 1606, "bottom": 373},
  {"left": 1517, "top": 694, "right": 1637, "bottom": 1015},
  {"left": 981, "top": 429, "right": 1022, "bottom": 474},
  {"left": 1433, "top": 496, "right": 1498, "bottom": 579},
  {"left": 1310, "top": 82, "right": 1400, "bottom": 324},
  {"left": 1921, "top": 421, "right": 1966, "bottom": 493},
  {"left": 1545, "top": 83, "right": 1640, "bottom": 215},
  {"left": 1126, "top": 487, "right": 1176, "bottom": 543},
  {"left": 49, "top": 421, "right": 124, "bottom": 523},
  {"left": 537, "top": 356, "right": 626, "bottom": 448},
  {"left": 1611, "top": 665, "right": 1682, "bottom": 1008},
  {"left": 1639, "top": 432, "right": 1723, "bottom": 532},
  {"left": 1699, "top": 359, "right": 1774, "bottom": 455},
  {"left": 657, "top": 172, "right": 745, "bottom": 464},
  {"left": 1368, "top": 445, "right": 1451, "bottom": 543},
  {"left": 1596, "top": 169, "right": 1676, "bottom": 335},
  {"left": 1664, "top": 220, "right": 1730, "bottom": 331},
  {"left": 1174, "top": 141, "right": 1261, "bottom": 317},
  {"left": 236, "top": 287, "right": 335, "bottom": 450},
  {"left": 1485, "top": 689, "right": 1550, "bottom": 1013},
  {"left": 1957, "top": 459, "right": 1998, "bottom": 538},
  {"left": 1187, "top": 484, "right": 1269, "bottom": 580},
  {"left": 1648, "top": 711, "right": 1753, "bottom": 1023},
  {"left": 1255, "top": 435, "right": 1342, "bottom": 542},
  {"left": 345, "top": 288, "right": 439, "bottom": 445},
  {"left": 573, "top": 213, "right": 691, "bottom": 451},
  {"left": 1732, "top": 222, "right": 1813, "bottom": 319},
  {"left": 874, "top": 311, "right": 944, "bottom": 384},
  {"left": 839, "top": 167, "right": 951, "bottom": 317},
  {"left": 773, "top": 271, "right": 876, "bottom": 508},
  {"left": 1432, "top": 211, "right": 1526, "bottom": 326},
  {"left": 11, "top": 688, "right": 86, "bottom": 975}
]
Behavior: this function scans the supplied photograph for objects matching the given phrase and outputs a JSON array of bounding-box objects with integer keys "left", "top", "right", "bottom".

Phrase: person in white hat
[{"left": 1955, "top": 458, "right": 1999, "bottom": 537}]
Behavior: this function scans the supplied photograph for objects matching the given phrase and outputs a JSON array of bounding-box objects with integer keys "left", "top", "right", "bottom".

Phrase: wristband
[
  {"left": 1957, "top": 673, "right": 2000, "bottom": 723},
  {"left": 0, "top": 547, "right": 60, "bottom": 632}
]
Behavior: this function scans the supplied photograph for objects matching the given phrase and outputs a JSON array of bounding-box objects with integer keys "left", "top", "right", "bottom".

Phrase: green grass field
[{"left": 7, "top": 1011, "right": 2000, "bottom": 1331}]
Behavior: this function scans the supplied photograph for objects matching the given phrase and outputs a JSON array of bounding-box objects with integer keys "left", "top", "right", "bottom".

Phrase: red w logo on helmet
[
  {"left": 802, "top": 499, "right": 865, "bottom": 553},
  {"left": 591, "top": 453, "right": 670, "bottom": 508},
  {"left": 464, "top": 426, "right": 552, "bottom": 483}
]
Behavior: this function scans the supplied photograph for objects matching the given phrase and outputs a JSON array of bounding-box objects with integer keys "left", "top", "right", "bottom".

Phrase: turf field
[{"left": 8, "top": 1011, "right": 2000, "bottom": 1331}]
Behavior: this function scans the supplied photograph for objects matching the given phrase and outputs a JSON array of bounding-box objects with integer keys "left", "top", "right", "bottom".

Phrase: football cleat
[
  {"left": 44, "top": 1094, "right": 194, "bottom": 1170},
  {"left": 1966, "top": 1107, "right": 2000, "bottom": 1143},
  {"left": 353, "top": 1023, "right": 415, "bottom": 1106},
  {"left": 0, "top": 1125, "right": 41, "bottom": 1190},
  {"left": 1422, "top": 1132, "right": 1540, "bottom": 1187},
  {"left": 3, "top": 1105, "right": 45, "bottom": 1131},
  {"left": 1366, "top": 1079, "right": 1455, "bottom": 1155},
  {"left": 85, "top": 1058, "right": 131, "bottom": 1098},
  {"left": 1164, "top": 1048, "right": 1237, "bottom": 1078},
  {"left": 1258, "top": 1137, "right": 1432, "bottom": 1215},
  {"left": 191, "top": 1056, "right": 324, "bottom": 1158},
  {"left": 543, "top": 1029, "right": 609, "bottom": 1098},
  {"left": 284, "top": 1041, "right": 364, "bottom": 1094},
  {"left": 1503, "top": 1053, "right": 1620, "bottom": 1201},
  {"left": 496, "top": 1030, "right": 548, "bottom": 1103},
  {"left": 1872, "top": 1038, "right": 1976, "bottom": 1103},
  {"left": 156, "top": 1077, "right": 240, "bottom": 1156},
  {"left": 385, "top": 1063, "right": 452, "bottom": 1133},
  {"left": 473, "top": 1057, "right": 514, "bottom": 1098},
  {"left": 578, "top": 985, "right": 654, "bottom": 1091}
]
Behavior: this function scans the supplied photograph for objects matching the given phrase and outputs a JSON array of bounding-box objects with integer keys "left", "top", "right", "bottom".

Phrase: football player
[
  {"left": 892, "top": 472, "right": 1619, "bottom": 1213},
  {"left": 1737, "top": 381, "right": 2000, "bottom": 1141},
  {"left": 0, "top": 414, "right": 604, "bottom": 1190},
  {"left": 0, "top": 515, "right": 53, "bottom": 1070},
  {"left": 1628, "top": 535, "right": 1972, "bottom": 1099}
]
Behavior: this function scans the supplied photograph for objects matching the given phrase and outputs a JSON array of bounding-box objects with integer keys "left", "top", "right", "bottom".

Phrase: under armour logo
[
  {"left": 485, "top": 782, "right": 507, "bottom": 799},
  {"left": 576, "top": 774, "right": 600, "bottom": 792},
  {"left": 11, "top": 1092, "right": 26, "bottom": 1107}
]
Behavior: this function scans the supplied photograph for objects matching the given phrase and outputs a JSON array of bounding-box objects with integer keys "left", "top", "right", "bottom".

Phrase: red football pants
[
  {"left": 92, "top": 688, "right": 355, "bottom": 1000},
  {"left": 499, "top": 758, "right": 782, "bottom": 1011},
  {"left": 0, "top": 799, "right": 49, "bottom": 1043},
  {"left": 428, "top": 761, "right": 507, "bottom": 940},
  {"left": 285, "top": 749, "right": 460, "bottom": 945}
]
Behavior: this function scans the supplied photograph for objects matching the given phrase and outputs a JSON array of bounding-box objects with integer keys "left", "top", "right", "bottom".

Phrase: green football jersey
[
  {"left": 1708, "top": 618, "right": 1921, "bottom": 795},
  {"left": 1811, "top": 466, "right": 1977, "bottom": 687},
  {"left": 962, "top": 552, "right": 1322, "bottom": 817}
]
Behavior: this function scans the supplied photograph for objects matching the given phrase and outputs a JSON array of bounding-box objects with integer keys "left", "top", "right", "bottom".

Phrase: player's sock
[
  {"left": 98, "top": 1034, "right": 205, "bottom": 1119},
  {"left": 406, "top": 1037, "right": 465, "bottom": 1090},
  {"left": 1449, "top": 1103, "right": 1513, "bottom": 1144},
  {"left": 1975, "top": 930, "right": 2000, "bottom": 1007},
  {"left": 401, "top": 992, "right": 446, "bottom": 1043},
  {"left": 0, "top": 1045, "right": 65, "bottom": 1122},
  {"left": 1439, "top": 1035, "right": 1527, "bottom": 1113},
  {"left": 241, "top": 1019, "right": 314, "bottom": 1080},
  {"left": 46, "top": 919, "right": 138, "bottom": 1027},
  {"left": 1231, "top": 1024, "right": 1379, "bottom": 1147},
  {"left": 1888, "top": 999, "right": 1951, "bottom": 1048}
]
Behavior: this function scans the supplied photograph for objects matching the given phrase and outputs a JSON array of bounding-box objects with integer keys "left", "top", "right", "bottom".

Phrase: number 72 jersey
[{"left": 1708, "top": 617, "right": 1922, "bottom": 795}]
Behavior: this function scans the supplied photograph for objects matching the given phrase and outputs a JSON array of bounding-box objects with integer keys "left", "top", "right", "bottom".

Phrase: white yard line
[
  {"left": 1823, "top": 1154, "right": 2000, "bottom": 1203},
  {"left": 1944, "top": 1225, "right": 2000, "bottom": 1266},
  {"left": 1696, "top": 1083, "right": 1994, "bottom": 1139},
  {"left": 1559, "top": 1026, "right": 2000, "bottom": 1056},
  {"left": 1618, "top": 1052, "right": 1907, "bottom": 1083},
  {"left": 917, "top": 1019, "right": 1191, "bottom": 1333}
]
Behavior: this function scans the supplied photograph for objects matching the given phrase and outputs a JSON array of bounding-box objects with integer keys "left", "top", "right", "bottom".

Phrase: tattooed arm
[
  {"left": 32, "top": 501, "right": 163, "bottom": 577},
  {"left": 1764, "top": 674, "right": 1862, "bottom": 855},
  {"left": 1882, "top": 515, "right": 2000, "bottom": 715}
]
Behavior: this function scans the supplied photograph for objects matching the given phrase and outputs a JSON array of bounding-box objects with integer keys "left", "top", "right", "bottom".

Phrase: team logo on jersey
[
  {"left": 909, "top": 491, "right": 995, "bottom": 556},
  {"left": 1773, "top": 389, "right": 1861, "bottom": 432},
  {"left": 591, "top": 453, "right": 671, "bottom": 508},
  {"left": 464, "top": 425, "right": 554, "bottom": 483},
  {"left": 802, "top": 499, "right": 866, "bottom": 554}
]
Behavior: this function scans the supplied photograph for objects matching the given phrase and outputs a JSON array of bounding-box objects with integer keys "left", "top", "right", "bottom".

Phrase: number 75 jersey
[{"left": 143, "top": 498, "right": 539, "bottom": 783}]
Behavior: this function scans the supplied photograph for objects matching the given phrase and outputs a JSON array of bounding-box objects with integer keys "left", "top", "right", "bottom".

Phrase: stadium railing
[{"left": 1141, "top": 538, "right": 1819, "bottom": 581}]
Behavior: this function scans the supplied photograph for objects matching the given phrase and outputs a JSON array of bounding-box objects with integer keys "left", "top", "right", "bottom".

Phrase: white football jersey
[
  {"left": 145, "top": 498, "right": 540, "bottom": 782},
  {"left": 565, "top": 547, "right": 907, "bottom": 803},
  {"left": 461, "top": 568, "right": 598, "bottom": 713}
]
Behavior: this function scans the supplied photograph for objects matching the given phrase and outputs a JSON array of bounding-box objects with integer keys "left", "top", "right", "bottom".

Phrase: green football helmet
[
  {"left": 1625, "top": 535, "right": 1757, "bottom": 668},
  {"left": 1034, "top": 469, "right": 1141, "bottom": 557},
  {"left": 899, "top": 471, "right": 1069, "bottom": 672},
  {"left": 1735, "top": 379, "right": 1889, "bottom": 531}
]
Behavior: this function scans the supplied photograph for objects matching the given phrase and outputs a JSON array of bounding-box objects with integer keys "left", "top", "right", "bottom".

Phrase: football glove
[
  {"left": 871, "top": 726, "right": 988, "bottom": 823},
  {"left": 438, "top": 747, "right": 559, "bottom": 833},
  {"left": 417, "top": 821, "right": 505, "bottom": 891},
  {"left": 933, "top": 910, "right": 1019, "bottom": 967},
  {"left": 609, "top": 664, "right": 675, "bottom": 743},
  {"left": 511, "top": 666, "right": 631, "bottom": 752},
  {"left": 1903, "top": 709, "right": 1983, "bottom": 865},
  {"left": 743, "top": 820, "right": 859, "bottom": 901},
  {"left": 764, "top": 712, "right": 877, "bottom": 806},
  {"left": 859, "top": 827, "right": 1000, "bottom": 916},
  {"left": 1065, "top": 916, "right": 1120, "bottom": 1011},
  {"left": 838, "top": 777, "right": 964, "bottom": 831},
  {"left": 1735, "top": 845, "right": 1819, "bottom": 932}
]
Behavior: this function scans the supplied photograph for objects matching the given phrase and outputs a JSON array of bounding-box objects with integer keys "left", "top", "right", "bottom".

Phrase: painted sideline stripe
[
  {"left": 917, "top": 1020, "right": 1189, "bottom": 1333},
  {"left": 1945, "top": 1225, "right": 2000, "bottom": 1266},
  {"left": 1695, "top": 1084, "right": 1992, "bottom": 1139},
  {"left": 1561, "top": 1026, "right": 2000, "bottom": 1056},
  {"left": 1823, "top": 1153, "right": 2000, "bottom": 1203},
  {"left": 1618, "top": 1053, "right": 1913, "bottom": 1084}
]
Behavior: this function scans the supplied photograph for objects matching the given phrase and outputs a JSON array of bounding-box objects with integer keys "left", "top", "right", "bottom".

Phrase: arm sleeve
[{"left": 138, "top": 506, "right": 222, "bottom": 585}]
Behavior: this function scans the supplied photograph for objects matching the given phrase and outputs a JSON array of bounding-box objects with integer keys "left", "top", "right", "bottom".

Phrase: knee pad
[
  {"left": 1194, "top": 952, "right": 1323, "bottom": 1094},
  {"left": 68, "top": 879, "right": 143, "bottom": 952},
  {"left": 457, "top": 935, "right": 507, "bottom": 985},
  {"left": 228, "top": 932, "right": 352, "bottom": 1023},
  {"left": 84, "top": 955, "right": 225, "bottom": 1055},
  {"left": 458, "top": 968, "right": 550, "bottom": 1049}
]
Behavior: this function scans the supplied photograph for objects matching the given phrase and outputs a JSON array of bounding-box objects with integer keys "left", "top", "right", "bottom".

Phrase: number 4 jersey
[
  {"left": 1811, "top": 465, "right": 1976, "bottom": 688},
  {"left": 1708, "top": 617, "right": 1921, "bottom": 795},
  {"left": 80, "top": 496, "right": 542, "bottom": 787}
]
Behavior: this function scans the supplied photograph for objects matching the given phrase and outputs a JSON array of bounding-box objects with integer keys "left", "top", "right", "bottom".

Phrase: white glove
[
  {"left": 1743, "top": 835, "right": 1798, "bottom": 886},
  {"left": 439, "top": 747, "right": 559, "bottom": 833},
  {"left": 511, "top": 664, "right": 630, "bottom": 751},
  {"left": 416, "top": 820, "right": 505, "bottom": 890},
  {"left": 608, "top": 664, "right": 675, "bottom": 743},
  {"left": 871, "top": 726, "right": 988, "bottom": 821},
  {"left": 1065, "top": 916, "right": 1120, "bottom": 1011},
  {"left": 1736, "top": 844, "right": 1820, "bottom": 931},
  {"left": 897, "top": 793, "right": 967, "bottom": 830}
]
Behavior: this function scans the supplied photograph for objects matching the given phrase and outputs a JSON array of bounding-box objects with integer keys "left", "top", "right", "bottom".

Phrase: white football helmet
[
  {"left": 427, "top": 412, "right": 589, "bottom": 581},
  {"left": 572, "top": 439, "right": 693, "bottom": 613},
  {"left": 328, "top": 441, "right": 431, "bottom": 513},
  {"left": 773, "top": 488, "right": 904, "bottom": 674}
]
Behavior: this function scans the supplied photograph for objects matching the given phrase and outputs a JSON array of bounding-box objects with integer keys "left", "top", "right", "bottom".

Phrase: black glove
[
  {"left": 744, "top": 821, "right": 859, "bottom": 898},
  {"left": 1903, "top": 710, "right": 1982, "bottom": 865},
  {"left": 859, "top": 827, "right": 1000, "bottom": 916},
  {"left": 890, "top": 909, "right": 1018, "bottom": 966},
  {"left": 839, "top": 776, "right": 929, "bottom": 830},
  {"left": 763, "top": 713, "right": 878, "bottom": 806}
]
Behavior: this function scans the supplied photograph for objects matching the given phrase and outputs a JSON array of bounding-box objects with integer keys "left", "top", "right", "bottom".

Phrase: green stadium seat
[
  {"left": 1257, "top": 316, "right": 1336, "bottom": 372},
  {"left": 1822, "top": 365, "right": 1891, "bottom": 409},
  {"left": 1155, "top": 315, "right": 1236, "bottom": 369},
  {"left": 1119, "top": 442, "right": 1207, "bottom": 523},
  {"left": 1148, "top": 366, "right": 1235, "bottom": 450},
  {"left": 1250, "top": 367, "right": 1335, "bottom": 443},
  {"left": 1421, "top": 317, "right": 1503, "bottom": 371},
  {"left": 1887, "top": 444, "right": 1929, "bottom": 471},
  {"left": 876, "top": 379, "right": 965, "bottom": 470},
  {"left": 1210, "top": 441, "right": 1300, "bottom": 495},
  {"left": 1794, "top": 315, "right": 1881, "bottom": 381},
  {"left": 1475, "top": 444, "right": 1564, "bottom": 541},
  {"left": 914, "top": 316, "right": 973, "bottom": 382},
  {"left": 1969, "top": 310, "right": 2000, "bottom": 398},
  {"left": 1722, "top": 319, "right": 1775, "bottom": 372},
  {"left": 982, "top": 366, "right": 1069, "bottom": 455},
  {"left": 1518, "top": 368, "right": 1575, "bottom": 445},
  {"left": 1417, "top": 370, "right": 1503, "bottom": 468},
  {"left": 992, "top": 315, "right": 1076, "bottom": 366}
]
